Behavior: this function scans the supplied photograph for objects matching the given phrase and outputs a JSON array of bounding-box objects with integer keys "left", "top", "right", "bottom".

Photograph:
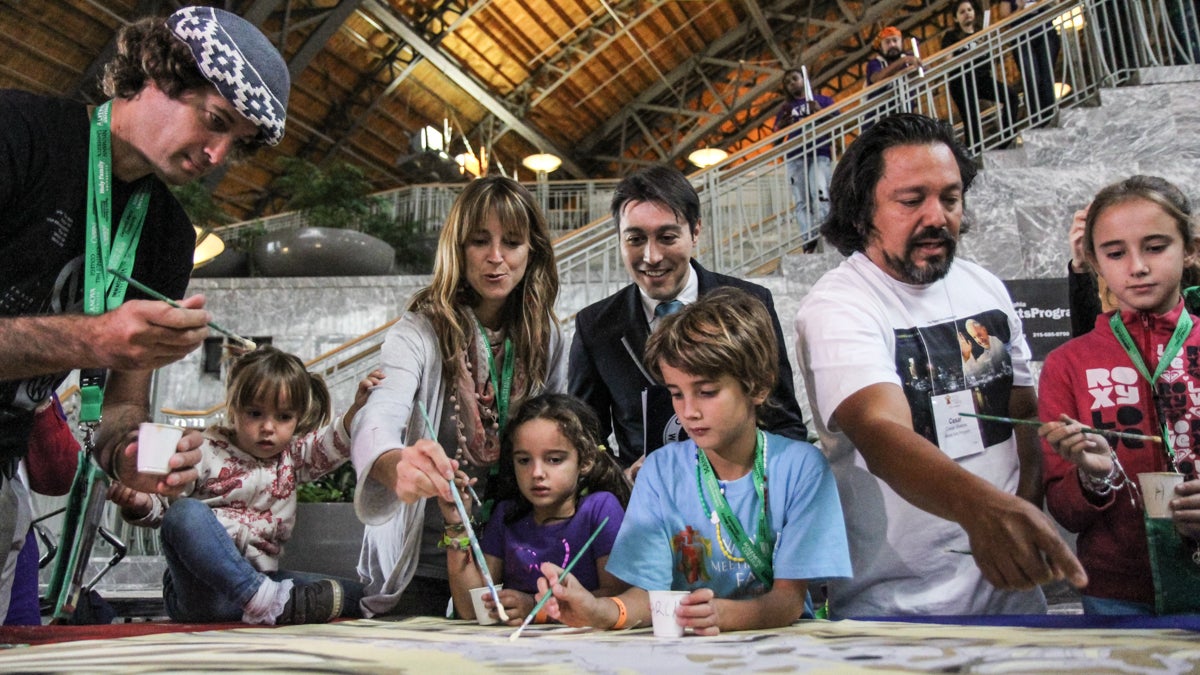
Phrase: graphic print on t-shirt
[{"left": 895, "top": 309, "right": 1014, "bottom": 449}]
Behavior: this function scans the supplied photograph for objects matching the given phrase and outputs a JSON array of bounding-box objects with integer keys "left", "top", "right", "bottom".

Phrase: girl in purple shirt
[{"left": 441, "top": 393, "right": 630, "bottom": 624}]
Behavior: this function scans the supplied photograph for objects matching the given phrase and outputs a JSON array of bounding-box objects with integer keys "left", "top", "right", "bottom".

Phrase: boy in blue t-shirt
[{"left": 539, "top": 287, "right": 851, "bottom": 634}]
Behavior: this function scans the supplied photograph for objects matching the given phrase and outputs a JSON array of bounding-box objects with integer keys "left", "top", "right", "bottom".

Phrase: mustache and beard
[
  {"left": 879, "top": 226, "right": 957, "bottom": 284},
  {"left": 883, "top": 47, "right": 903, "bottom": 61}
]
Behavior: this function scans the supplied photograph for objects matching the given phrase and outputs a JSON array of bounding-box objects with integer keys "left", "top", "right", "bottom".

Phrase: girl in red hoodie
[{"left": 1039, "top": 175, "right": 1200, "bottom": 615}]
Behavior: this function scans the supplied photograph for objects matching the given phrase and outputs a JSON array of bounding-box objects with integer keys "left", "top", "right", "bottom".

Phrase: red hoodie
[{"left": 1039, "top": 299, "right": 1200, "bottom": 606}]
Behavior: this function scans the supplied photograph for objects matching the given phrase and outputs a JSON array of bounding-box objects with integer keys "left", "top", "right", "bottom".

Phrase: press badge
[{"left": 931, "top": 391, "right": 986, "bottom": 460}]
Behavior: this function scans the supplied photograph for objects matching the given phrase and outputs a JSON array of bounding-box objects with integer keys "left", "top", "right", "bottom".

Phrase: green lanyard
[
  {"left": 476, "top": 320, "right": 514, "bottom": 432},
  {"left": 695, "top": 429, "right": 775, "bottom": 588},
  {"left": 80, "top": 100, "right": 151, "bottom": 423},
  {"left": 1109, "top": 308, "right": 1192, "bottom": 469}
]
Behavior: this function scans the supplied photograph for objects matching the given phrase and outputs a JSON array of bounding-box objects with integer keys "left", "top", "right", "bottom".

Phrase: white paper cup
[
  {"left": 137, "top": 423, "right": 182, "bottom": 476},
  {"left": 468, "top": 585, "right": 503, "bottom": 625},
  {"left": 648, "top": 590, "right": 688, "bottom": 638},
  {"left": 1138, "top": 472, "right": 1185, "bottom": 518}
]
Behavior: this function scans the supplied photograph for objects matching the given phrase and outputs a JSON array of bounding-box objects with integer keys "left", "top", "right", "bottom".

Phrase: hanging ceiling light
[
  {"left": 522, "top": 152, "right": 562, "bottom": 173},
  {"left": 193, "top": 227, "right": 225, "bottom": 268},
  {"left": 688, "top": 147, "right": 728, "bottom": 168}
]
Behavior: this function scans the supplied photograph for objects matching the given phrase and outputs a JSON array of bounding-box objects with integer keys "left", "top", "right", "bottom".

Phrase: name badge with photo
[{"left": 931, "top": 390, "right": 987, "bottom": 460}]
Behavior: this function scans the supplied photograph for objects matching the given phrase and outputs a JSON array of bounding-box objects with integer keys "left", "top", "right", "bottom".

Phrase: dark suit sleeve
[
  {"left": 1068, "top": 262, "right": 1101, "bottom": 338},
  {"left": 569, "top": 323, "right": 616, "bottom": 444},
  {"left": 757, "top": 291, "right": 810, "bottom": 442}
]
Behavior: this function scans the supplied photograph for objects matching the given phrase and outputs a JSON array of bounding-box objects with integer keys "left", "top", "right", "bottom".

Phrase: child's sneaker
[{"left": 276, "top": 579, "right": 343, "bottom": 625}]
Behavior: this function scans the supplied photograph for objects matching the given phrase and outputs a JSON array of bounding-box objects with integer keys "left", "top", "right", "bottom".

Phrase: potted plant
[
  {"left": 281, "top": 462, "right": 364, "bottom": 579},
  {"left": 253, "top": 158, "right": 398, "bottom": 276}
]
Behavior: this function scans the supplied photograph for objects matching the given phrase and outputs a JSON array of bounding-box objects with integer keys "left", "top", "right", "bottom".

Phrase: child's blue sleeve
[
  {"left": 604, "top": 458, "right": 675, "bottom": 591},
  {"left": 772, "top": 441, "right": 852, "bottom": 582}
]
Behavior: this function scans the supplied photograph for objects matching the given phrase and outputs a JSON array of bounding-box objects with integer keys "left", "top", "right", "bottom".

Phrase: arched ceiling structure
[{"left": 0, "top": 0, "right": 948, "bottom": 220}]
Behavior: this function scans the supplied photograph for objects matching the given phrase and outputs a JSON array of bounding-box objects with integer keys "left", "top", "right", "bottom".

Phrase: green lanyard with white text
[
  {"left": 80, "top": 100, "right": 151, "bottom": 423},
  {"left": 1109, "top": 310, "right": 1192, "bottom": 469},
  {"left": 476, "top": 320, "right": 514, "bottom": 432},
  {"left": 696, "top": 429, "right": 775, "bottom": 588}
]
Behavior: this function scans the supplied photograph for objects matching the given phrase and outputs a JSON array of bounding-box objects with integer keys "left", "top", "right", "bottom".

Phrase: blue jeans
[
  {"left": 1081, "top": 594, "right": 1155, "bottom": 616},
  {"left": 786, "top": 154, "right": 831, "bottom": 239},
  {"left": 160, "top": 498, "right": 363, "bottom": 622}
]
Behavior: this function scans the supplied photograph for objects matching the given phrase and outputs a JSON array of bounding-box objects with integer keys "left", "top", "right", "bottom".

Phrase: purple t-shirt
[{"left": 480, "top": 491, "right": 624, "bottom": 594}]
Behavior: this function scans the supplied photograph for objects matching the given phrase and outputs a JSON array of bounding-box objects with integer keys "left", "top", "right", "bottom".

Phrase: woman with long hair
[{"left": 350, "top": 176, "right": 565, "bottom": 617}]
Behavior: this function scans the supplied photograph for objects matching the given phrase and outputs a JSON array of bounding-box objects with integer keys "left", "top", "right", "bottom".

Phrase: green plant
[
  {"left": 172, "top": 180, "right": 234, "bottom": 229},
  {"left": 275, "top": 158, "right": 378, "bottom": 231},
  {"left": 297, "top": 462, "right": 357, "bottom": 503}
]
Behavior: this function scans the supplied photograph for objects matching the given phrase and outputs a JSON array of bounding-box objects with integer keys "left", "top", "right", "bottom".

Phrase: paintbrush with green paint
[
  {"left": 107, "top": 268, "right": 256, "bottom": 350},
  {"left": 958, "top": 411, "right": 1161, "bottom": 444}
]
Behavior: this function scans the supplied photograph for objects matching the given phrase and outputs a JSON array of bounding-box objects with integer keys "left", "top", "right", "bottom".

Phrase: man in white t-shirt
[{"left": 795, "top": 113, "right": 1085, "bottom": 618}]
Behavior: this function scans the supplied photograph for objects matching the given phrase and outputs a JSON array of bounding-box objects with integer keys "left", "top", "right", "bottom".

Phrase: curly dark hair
[
  {"left": 821, "top": 113, "right": 976, "bottom": 255},
  {"left": 489, "top": 393, "right": 631, "bottom": 524},
  {"left": 101, "top": 15, "right": 267, "bottom": 154}
]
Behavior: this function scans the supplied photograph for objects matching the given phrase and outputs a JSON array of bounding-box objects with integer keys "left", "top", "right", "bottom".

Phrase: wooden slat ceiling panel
[{"left": 0, "top": 0, "right": 941, "bottom": 220}]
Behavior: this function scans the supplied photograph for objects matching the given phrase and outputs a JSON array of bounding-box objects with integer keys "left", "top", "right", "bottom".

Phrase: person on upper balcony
[
  {"left": 773, "top": 66, "right": 836, "bottom": 238},
  {"left": 568, "top": 165, "right": 807, "bottom": 480},
  {"left": 941, "top": 0, "right": 1019, "bottom": 149},
  {"left": 866, "top": 26, "right": 924, "bottom": 90}
]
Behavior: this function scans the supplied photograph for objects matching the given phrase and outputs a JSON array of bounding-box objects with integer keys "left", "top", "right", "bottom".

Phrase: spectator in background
[
  {"left": 942, "top": 0, "right": 1019, "bottom": 149},
  {"left": 999, "top": 0, "right": 1061, "bottom": 126},
  {"left": 774, "top": 67, "right": 835, "bottom": 237}
]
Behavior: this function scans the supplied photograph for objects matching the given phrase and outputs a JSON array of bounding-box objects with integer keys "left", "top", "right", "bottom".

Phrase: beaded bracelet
[{"left": 1079, "top": 463, "right": 1121, "bottom": 496}]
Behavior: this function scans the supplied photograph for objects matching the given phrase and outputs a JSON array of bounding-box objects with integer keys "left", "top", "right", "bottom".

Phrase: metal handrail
[{"left": 172, "top": 0, "right": 1195, "bottom": 424}]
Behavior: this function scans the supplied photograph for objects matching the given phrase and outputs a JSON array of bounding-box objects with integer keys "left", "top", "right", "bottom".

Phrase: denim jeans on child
[{"left": 160, "top": 497, "right": 363, "bottom": 622}]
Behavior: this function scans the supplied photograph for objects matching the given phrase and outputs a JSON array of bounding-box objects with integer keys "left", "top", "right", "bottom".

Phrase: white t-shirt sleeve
[{"left": 796, "top": 286, "right": 900, "bottom": 432}]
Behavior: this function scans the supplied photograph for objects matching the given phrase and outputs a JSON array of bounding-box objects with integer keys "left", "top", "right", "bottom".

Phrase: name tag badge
[{"left": 931, "top": 390, "right": 987, "bottom": 460}]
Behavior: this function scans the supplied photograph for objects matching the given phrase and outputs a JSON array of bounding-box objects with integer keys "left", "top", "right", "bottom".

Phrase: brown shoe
[{"left": 276, "top": 579, "right": 343, "bottom": 625}]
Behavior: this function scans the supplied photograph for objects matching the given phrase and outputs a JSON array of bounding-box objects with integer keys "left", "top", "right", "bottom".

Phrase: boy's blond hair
[{"left": 643, "top": 287, "right": 778, "bottom": 401}]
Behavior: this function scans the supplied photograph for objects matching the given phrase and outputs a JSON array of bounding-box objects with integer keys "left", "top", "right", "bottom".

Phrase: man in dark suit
[{"left": 569, "top": 165, "right": 807, "bottom": 469}]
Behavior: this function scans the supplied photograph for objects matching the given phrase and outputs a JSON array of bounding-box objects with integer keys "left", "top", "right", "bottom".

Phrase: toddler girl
[{"left": 116, "top": 347, "right": 380, "bottom": 624}]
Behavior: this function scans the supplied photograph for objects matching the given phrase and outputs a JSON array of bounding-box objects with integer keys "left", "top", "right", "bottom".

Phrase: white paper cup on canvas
[
  {"left": 648, "top": 590, "right": 688, "bottom": 637},
  {"left": 137, "top": 423, "right": 182, "bottom": 476},
  {"left": 468, "top": 585, "right": 503, "bottom": 625},
  {"left": 1138, "top": 472, "right": 1185, "bottom": 518}
]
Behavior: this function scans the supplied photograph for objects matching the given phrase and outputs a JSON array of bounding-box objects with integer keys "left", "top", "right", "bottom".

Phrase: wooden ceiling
[{"left": 0, "top": 0, "right": 946, "bottom": 221}]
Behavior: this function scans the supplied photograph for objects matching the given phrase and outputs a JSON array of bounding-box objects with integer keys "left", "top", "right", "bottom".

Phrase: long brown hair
[{"left": 407, "top": 176, "right": 559, "bottom": 389}]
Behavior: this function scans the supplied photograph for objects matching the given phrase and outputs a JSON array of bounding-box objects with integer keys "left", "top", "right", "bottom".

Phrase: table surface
[{"left": 1, "top": 615, "right": 1199, "bottom": 673}]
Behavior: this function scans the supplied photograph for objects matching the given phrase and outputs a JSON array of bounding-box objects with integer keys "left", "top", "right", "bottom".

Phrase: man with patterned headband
[{"left": 0, "top": 6, "right": 288, "bottom": 617}]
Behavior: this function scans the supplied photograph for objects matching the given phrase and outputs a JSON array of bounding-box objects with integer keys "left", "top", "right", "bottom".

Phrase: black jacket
[{"left": 568, "top": 260, "right": 808, "bottom": 467}]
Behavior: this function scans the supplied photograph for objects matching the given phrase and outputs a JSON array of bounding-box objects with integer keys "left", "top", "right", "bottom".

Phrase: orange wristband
[{"left": 609, "top": 597, "right": 627, "bottom": 630}]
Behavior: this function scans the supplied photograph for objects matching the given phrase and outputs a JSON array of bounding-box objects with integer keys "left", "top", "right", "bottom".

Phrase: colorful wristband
[
  {"left": 437, "top": 533, "right": 470, "bottom": 550},
  {"left": 609, "top": 597, "right": 627, "bottom": 630}
]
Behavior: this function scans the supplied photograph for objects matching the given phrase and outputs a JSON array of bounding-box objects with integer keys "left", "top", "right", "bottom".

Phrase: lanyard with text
[
  {"left": 1109, "top": 309, "right": 1193, "bottom": 469},
  {"left": 81, "top": 100, "right": 151, "bottom": 423},
  {"left": 476, "top": 320, "right": 514, "bottom": 432},
  {"left": 696, "top": 429, "right": 775, "bottom": 588}
]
